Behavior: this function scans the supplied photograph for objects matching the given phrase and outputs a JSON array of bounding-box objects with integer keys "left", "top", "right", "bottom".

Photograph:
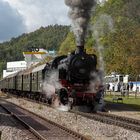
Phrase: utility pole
[
  {"left": 0, "top": 131, "right": 2, "bottom": 140},
  {"left": 135, "top": 75, "right": 140, "bottom": 98}
]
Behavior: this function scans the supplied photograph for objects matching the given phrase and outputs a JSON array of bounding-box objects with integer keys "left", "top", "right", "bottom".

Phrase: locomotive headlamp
[
  {"left": 79, "top": 68, "right": 86, "bottom": 74},
  {"left": 81, "top": 57, "right": 85, "bottom": 60}
]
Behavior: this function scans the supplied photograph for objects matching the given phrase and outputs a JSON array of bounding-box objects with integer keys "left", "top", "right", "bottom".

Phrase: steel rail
[
  {"left": 0, "top": 103, "right": 47, "bottom": 140},
  {"left": 70, "top": 110, "right": 140, "bottom": 133},
  {"left": 0, "top": 99, "right": 90, "bottom": 140},
  {"left": 3, "top": 93, "right": 140, "bottom": 133}
]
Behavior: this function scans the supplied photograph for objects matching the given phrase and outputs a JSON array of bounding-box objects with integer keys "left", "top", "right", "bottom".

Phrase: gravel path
[
  {"left": 3, "top": 97, "right": 140, "bottom": 140},
  {"left": 105, "top": 102, "right": 140, "bottom": 121}
]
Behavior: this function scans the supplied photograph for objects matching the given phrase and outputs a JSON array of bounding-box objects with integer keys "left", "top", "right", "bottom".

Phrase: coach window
[{"left": 32, "top": 74, "right": 34, "bottom": 80}]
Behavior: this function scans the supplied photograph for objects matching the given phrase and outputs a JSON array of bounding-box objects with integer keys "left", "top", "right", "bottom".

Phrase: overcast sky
[{"left": 0, "top": 0, "right": 70, "bottom": 42}]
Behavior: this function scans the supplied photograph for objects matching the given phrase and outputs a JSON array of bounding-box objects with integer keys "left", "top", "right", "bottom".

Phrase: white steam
[
  {"left": 43, "top": 71, "right": 63, "bottom": 99},
  {"left": 43, "top": 71, "right": 70, "bottom": 111},
  {"left": 65, "top": 0, "right": 96, "bottom": 46},
  {"left": 57, "top": 104, "right": 70, "bottom": 112},
  {"left": 89, "top": 71, "right": 103, "bottom": 93},
  {"left": 92, "top": 14, "right": 114, "bottom": 85}
]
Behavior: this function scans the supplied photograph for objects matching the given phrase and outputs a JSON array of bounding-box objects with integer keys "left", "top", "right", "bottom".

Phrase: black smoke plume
[{"left": 65, "top": 0, "right": 96, "bottom": 46}]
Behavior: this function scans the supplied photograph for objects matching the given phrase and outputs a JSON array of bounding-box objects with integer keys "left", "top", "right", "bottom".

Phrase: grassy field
[{"left": 104, "top": 92, "right": 140, "bottom": 110}]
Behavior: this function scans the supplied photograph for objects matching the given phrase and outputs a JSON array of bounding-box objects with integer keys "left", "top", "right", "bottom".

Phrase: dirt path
[{"left": 105, "top": 101, "right": 140, "bottom": 120}]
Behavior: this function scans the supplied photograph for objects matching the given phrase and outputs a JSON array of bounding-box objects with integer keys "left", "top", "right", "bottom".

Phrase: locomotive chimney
[{"left": 76, "top": 45, "right": 84, "bottom": 53}]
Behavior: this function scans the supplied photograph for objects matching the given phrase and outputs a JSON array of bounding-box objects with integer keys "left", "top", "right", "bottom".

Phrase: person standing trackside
[
  {"left": 130, "top": 81, "right": 133, "bottom": 91},
  {"left": 126, "top": 83, "right": 129, "bottom": 97}
]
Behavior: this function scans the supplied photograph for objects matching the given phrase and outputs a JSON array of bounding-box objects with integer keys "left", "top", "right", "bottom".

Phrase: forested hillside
[
  {"left": 59, "top": 0, "right": 140, "bottom": 77},
  {"left": 0, "top": 0, "right": 139, "bottom": 78},
  {"left": 0, "top": 25, "right": 69, "bottom": 78}
]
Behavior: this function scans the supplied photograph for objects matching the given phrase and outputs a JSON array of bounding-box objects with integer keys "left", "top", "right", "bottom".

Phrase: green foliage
[
  {"left": 0, "top": 25, "right": 69, "bottom": 78},
  {"left": 0, "top": 0, "right": 139, "bottom": 78},
  {"left": 0, "top": 61, "right": 6, "bottom": 78},
  {"left": 92, "top": 0, "right": 140, "bottom": 77},
  {"left": 59, "top": 0, "right": 140, "bottom": 77},
  {"left": 59, "top": 31, "right": 96, "bottom": 55},
  {"left": 58, "top": 32, "right": 75, "bottom": 55}
]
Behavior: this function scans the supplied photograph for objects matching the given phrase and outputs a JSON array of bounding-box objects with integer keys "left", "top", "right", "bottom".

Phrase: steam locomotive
[{"left": 0, "top": 46, "right": 104, "bottom": 111}]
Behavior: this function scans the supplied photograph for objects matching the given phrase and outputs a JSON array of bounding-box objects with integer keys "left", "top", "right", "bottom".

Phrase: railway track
[
  {"left": 0, "top": 99, "right": 89, "bottom": 140},
  {"left": 2, "top": 93, "right": 140, "bottom": 133},
  {"left": 0, "top": 104, "right": 38, "bottom": 140},
  {"left": 70, "top": 110, "right": 140, "bottom": 133},
  {"left": 22, "top": 96, "right": 140, "bottom": 133}
]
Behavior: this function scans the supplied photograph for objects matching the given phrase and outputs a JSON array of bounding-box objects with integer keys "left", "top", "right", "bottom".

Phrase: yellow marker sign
[{"left": 23, "top": 52, "right": 46, "bottom": 55}]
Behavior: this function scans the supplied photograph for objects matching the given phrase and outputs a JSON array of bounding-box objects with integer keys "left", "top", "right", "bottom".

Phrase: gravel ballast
[
  {"left": 0, "top": 105, "right": 38, "bottom": 140},
  {"left": 4, "top": 97, "right": 140, "bottom": 140}
]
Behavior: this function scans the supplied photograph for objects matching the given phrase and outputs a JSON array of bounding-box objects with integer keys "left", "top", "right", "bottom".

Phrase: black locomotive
[{"left": 0, "top": 45, "right": 104, "bottom": 111}]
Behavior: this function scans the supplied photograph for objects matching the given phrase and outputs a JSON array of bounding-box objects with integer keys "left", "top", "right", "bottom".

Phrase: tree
[{"left": 91, "top": 0, "right": 140, "bottom": 76}]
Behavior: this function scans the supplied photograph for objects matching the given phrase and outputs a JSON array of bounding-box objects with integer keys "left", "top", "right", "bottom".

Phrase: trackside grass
[{"left": 104, "top": 92, "right": 140, "bottom": 110}]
